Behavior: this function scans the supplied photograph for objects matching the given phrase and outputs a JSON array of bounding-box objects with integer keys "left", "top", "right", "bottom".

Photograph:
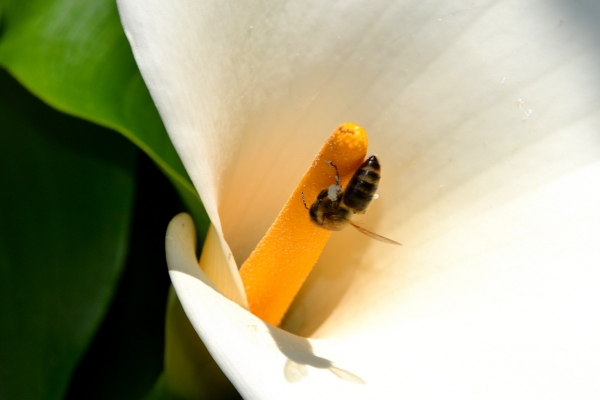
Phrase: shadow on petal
[
  {"left": 167, "top": 212, "right": 365, "bottom": 394},
  {"left": 266, "top": 325, "right": 365, "bottom": 384}
]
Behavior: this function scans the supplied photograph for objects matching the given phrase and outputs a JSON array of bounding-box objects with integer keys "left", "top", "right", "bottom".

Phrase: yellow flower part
[{"left": 240, "top": 123, "right": 368, "bottom": 326}]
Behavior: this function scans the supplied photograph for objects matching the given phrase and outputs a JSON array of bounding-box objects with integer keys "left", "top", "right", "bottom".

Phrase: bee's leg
[
  {"left": 326, "top": 161, "right": 342, "bottom": 201},
  {"left": 327, "top": 160, "right": 341, "bottom": 187},
  {"left": 301, "top": 192, "right": 309, "bottom": 210}
]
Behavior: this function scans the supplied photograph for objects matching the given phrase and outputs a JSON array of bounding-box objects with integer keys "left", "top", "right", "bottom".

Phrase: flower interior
[{"left": 239, "top": 122, "right": 368, "bottom": 325}]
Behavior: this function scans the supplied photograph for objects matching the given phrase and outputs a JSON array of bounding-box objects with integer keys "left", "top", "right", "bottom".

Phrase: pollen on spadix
[{"left": 239, "top": 122, "right": 368, "bottom": 326}]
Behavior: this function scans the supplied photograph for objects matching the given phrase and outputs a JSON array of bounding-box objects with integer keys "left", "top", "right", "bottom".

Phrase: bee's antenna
[
  {"left": 327, "top": 160, "right": 341, "bottom": 187},
  {"left": 301, "top": 192, "right": 309, "bottom": 210}
]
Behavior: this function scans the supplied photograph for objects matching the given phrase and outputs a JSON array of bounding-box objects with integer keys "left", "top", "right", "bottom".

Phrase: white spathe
[{"left": 119, "top": 0, "right": 600, "bottom": 398}]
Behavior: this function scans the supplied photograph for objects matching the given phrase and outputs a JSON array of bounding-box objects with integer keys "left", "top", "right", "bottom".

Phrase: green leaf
[
  {"left": 0, "top": 0, "right": 208, "bottom": 234},
  {"left": 0, "top": 69, "right": 137, "bottom": 399},
  {"left": 144, "top": 374, "right": 183, "bottom": 400},
  {"left": 66, "top": 155, "right": 182, "bottom": 400}
]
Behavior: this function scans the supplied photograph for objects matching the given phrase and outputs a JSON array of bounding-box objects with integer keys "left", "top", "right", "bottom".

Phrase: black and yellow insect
[{"left": 303, "top": 155, "right": 401, "bottom": 245}]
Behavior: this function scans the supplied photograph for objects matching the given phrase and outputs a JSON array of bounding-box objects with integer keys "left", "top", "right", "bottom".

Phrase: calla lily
[{"left": 118, "top": 0, "right": 600, "bottom": 398}]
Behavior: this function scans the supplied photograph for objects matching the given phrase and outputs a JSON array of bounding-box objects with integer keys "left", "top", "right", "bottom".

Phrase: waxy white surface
[{"left": 120, "top": 1, "right": 600, "bottom": 398}]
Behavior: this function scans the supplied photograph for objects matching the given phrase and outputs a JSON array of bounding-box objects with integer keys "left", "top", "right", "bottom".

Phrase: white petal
[
  {"left": 121, "top": 0, "right": 600, "bottom": 397},
  {"left": 166, "top": 213, "right": 369, "bottom": 399},
  {"left": 199, "top": 224, "right": 247, "bottom": 308},
  {"left": 163, "top": 287, "right": 239, "bottom": 399}
]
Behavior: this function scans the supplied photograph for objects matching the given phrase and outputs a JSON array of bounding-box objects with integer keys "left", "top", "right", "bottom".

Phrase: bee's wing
[{"left": 350, "top": 222, "right": 402, "bottom": 246}]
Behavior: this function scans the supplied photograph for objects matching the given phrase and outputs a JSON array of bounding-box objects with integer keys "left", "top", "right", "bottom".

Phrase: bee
[{"left": 302, "top": 155, "right": 401, "bottom": 245}]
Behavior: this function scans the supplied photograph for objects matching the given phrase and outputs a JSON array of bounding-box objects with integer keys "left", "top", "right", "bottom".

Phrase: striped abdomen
[{"left": 342, "top": 155, "right": 380, "bottom": 213}]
